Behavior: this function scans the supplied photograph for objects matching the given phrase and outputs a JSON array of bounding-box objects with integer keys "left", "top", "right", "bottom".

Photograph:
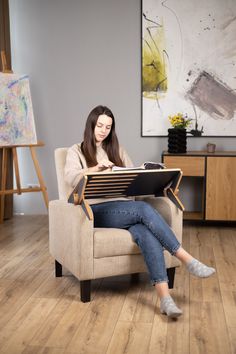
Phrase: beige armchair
[{"left": 49, "top": 148, "right": 183, "bottom": 302}]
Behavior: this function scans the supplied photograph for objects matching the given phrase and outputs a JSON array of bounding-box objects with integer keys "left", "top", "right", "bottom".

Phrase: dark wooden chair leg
[
  {"left": 131, "top": 273, "right": 140, "bottom": 283},
  {"left": 167, "top": 267, "right": 176, "bottom": 289},
  {"left": 55, "top": 260, "right": 62, "bottom": 277},
  {"left": 80, "top": 280, "right": 91, "bottom": 302}
]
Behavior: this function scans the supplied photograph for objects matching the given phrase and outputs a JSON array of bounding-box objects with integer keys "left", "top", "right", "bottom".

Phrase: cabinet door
[{"left": 206, "top": 157, "right": 236, "bottom": 221}]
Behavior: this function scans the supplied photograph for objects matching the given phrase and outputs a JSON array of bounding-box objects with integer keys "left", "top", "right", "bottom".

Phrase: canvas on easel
[
  {"left": 0, "top": 52, "right": 48, "bottom": 223},
  {"left": 0, "top": 72, "right": 37, "bottom": 145}
]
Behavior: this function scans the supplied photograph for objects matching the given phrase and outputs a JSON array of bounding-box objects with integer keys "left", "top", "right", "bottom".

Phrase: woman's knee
[
  {"left": 135, "top": 201, "right": 158, "bottom": 222},
  {"left": 135, "top": 201, "right": 154, "bottom": 214}
]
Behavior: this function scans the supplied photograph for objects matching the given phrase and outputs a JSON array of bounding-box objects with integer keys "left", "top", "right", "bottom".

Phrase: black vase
[{"left": 168, "top": 128, "right": 187, "bottom": 153}]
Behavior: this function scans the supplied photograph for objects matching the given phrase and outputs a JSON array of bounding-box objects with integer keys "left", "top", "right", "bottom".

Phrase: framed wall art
[{"left": 142, "top": 0, "right": 236, "bottom": 137}]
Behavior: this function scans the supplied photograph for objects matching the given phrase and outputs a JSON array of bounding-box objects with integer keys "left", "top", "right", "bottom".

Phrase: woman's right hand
[{"left": 88, "top": 159, "right": 114, "bottom": 172}]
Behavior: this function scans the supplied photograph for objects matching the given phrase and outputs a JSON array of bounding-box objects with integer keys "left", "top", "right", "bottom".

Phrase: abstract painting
[
  {"left": 0, "top": 73, "right": 37, "bottom": 145},
  {"left": 142, "top": 0, "right": 236, "bottom": 136}
]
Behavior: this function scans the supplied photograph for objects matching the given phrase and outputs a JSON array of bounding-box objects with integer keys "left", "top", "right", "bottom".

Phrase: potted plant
[{"left": 168, "top": 113, "right": 192, "bottom": 153}]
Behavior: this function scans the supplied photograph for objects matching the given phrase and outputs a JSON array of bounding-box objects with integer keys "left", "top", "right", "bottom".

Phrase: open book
[{"left": 112, "top": 161, "right": 165, "bottom": 172}]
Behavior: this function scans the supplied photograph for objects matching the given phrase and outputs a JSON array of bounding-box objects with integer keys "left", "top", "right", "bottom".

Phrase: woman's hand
[
  {"left": 88, "top": 159, "right": 114, "bottom": 172},
  {"left": 97, "top": 159, "right": 114, "bottom": 170}
]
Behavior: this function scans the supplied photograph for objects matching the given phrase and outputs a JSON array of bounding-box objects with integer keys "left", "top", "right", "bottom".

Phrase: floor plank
[
  {"left": 106, "top": 321, "right": 152, "bottom": 354},
  {"left": 66, "top": 282, "right": 127, "bottom": 353},
  {"left": 190, "top": 301, "right": 231, "bottom": 354}
]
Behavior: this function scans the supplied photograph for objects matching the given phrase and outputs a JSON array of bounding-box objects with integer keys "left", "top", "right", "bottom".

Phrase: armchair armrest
[
  {"left": 49, "top": 200, "right": 94, "bottom": 280},
  {"left": 136, "top": 196, "right": 183, "bottom": 243}
]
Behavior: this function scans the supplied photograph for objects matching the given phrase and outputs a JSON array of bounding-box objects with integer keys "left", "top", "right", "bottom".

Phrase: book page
[
  {"left": 112, "top": 165, "right": 144, "bottom": 171},
  {"left": 112, "top": 162, "right": 165, "bottom": 172}
]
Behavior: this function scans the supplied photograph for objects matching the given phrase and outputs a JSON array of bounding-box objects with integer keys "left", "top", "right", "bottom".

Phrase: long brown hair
[{"left": 81, "top": 105, "right": 124, "bottom": 167}]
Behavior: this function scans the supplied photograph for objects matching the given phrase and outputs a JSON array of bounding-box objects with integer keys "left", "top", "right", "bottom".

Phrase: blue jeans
[{"left": 91, "top": 200, "right": 181, "bottom": 285}]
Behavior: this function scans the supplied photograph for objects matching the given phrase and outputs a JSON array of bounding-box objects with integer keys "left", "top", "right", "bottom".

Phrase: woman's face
[{"left": 94, "top": 114, "right": 113, "bottom": 145}]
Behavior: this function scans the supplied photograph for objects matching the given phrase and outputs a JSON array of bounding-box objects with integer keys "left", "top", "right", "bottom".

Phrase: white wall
[{"left": 9, "top": 0, "right": 236, "bottom": 214}]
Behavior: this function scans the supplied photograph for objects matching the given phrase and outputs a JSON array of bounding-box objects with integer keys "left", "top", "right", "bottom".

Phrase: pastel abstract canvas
[{"left": 0, "top": 73, "right": 37, "bottom": 145}]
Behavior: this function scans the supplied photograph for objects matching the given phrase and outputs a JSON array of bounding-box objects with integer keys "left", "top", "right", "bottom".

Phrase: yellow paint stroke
[{"left": 142, "top": 19, "right": 167, "bottom": 99}]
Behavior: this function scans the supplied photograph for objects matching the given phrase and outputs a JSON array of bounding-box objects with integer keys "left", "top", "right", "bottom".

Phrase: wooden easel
[
  {"left": 1, "top": 50, "right": 12, "bottom": 73},
  {"left": 0, "top": 51, "right": 49, "bottom": 223}
]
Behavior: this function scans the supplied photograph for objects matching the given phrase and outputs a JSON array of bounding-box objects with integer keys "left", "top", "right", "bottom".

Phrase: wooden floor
[{"left": 0, "top": 216, "right": 235, "bottom": 354}]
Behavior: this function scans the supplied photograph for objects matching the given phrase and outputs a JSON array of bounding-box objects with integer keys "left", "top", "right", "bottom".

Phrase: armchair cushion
[{"left": 94, "top": 228, "right": 140, "bottom": 258}]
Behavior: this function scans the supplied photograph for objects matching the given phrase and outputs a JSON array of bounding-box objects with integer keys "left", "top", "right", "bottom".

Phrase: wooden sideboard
[{"left": 162, "top": 151, "right": 236, "bottom": 221}]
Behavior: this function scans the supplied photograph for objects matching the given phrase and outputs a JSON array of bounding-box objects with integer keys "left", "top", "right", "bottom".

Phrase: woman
[{"left": 64, "top": 105, "right": 215, "bottom": 318}]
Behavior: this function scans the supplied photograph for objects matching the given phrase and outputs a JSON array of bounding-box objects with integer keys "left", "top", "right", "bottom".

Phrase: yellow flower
[{"left": 168, "top": 113, "right": 192, "bottom": 129}]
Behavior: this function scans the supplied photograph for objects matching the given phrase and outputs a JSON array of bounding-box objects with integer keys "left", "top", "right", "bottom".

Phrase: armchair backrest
[{"left": 54, "top": 147, "right": 71, "bottom": 200}]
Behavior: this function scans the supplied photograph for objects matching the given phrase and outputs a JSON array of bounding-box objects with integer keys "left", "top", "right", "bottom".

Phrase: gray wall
[{"left": 9, "top": 0, "right": 235, "bottom": 214}]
